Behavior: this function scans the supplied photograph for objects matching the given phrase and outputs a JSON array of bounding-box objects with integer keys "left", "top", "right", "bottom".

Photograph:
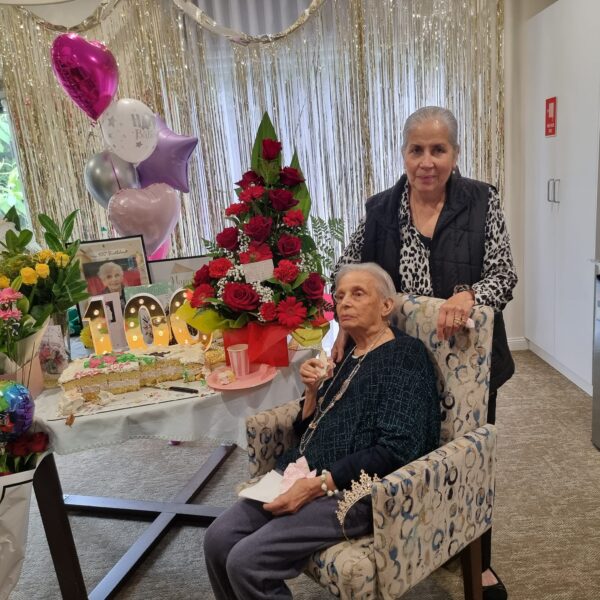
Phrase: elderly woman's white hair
[
  {"left": 98, "top": 261, "right": 123, "bottom": 280},
  {"left": 335, "top": 262, "right": 397, "bottom": 301}
]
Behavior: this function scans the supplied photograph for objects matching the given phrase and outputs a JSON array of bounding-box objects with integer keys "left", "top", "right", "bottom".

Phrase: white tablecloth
[{"left": 34, "top": 352, "right": 309, "bottom": 454}]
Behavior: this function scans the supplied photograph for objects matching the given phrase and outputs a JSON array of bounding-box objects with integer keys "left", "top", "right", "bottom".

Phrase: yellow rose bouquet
[{"left": 0, "top": 207, "right": 89, "bottom": 374}]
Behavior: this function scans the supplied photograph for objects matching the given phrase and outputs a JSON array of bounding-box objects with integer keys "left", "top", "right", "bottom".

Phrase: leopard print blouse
[{"left": 332, "top": 182, "right": 517, "bottom": 311}]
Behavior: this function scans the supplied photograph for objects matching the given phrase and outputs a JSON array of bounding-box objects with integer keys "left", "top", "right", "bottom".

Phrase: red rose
[
  {"left": 283, "top": 210, "right": 304, "bottom": 227},
  {"left": 222, "top": 282, "right": 260, "bottom": 311},
  {"left": 260, "top": 301, "right": 277, "bottom": 322},
  {"left": 279, "top": 167, "right": 305, "bottom": 186},
  {"left": 225, "top": 202, "right": 251, "bottom": 217},
  {"left": 269, "top": 189, "right": 298, "bottom": 211},
  {"left": 273, "top": 259, "right": 299, "bottom": 284},
  {"left": 236, "top": 170, "right": 264, "bottom": 189},
  {"left": 239, "top": 186, "right": 265, "bottom": 203},
  {"left": 276, "top": 297, "right": 307, "bottom": 329},
  {"left": 208, "top": 257, "right": 233, "bottom": 279},
  {"left": 244, "top": 216, "right": 273, "bottom": 243},
  {"left": 302, "top": 273, "right": 325, "bottom": 300},
  {"left": 193, "top": 265, "right": 211, "bottom": 286},
  {"left": 277, "top": 233, "right": 302, "bottom": 257},
  {"left": 216, "top": 227, "right": 239, "bottom": 251},
  {"left": 27, "top": 432, "right": 48, "bottom": 453},
  {"left": 239, "top": 242, "right": 273, "bottom": 264},
  {"left": 190, "top": 284, "right": 215, "bottom": 308},
  {"left": 262, "top": 138, "right": 282, "bottom": 160},
  {"left": 7, "top": 437, "right": 29, "bottom": 457}
]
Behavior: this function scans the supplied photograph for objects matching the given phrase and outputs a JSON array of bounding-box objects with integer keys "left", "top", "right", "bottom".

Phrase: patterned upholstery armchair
[{"left": 245, "top": 294, "right": 497, "bottom": 599}]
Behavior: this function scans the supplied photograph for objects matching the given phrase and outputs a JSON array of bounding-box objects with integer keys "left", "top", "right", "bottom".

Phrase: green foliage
[
  {"left": 310, "top": 216, "right": 345, "bottom": 277},
  {"left": 0, "top": 113, "right": 28, "bottom": 225}
]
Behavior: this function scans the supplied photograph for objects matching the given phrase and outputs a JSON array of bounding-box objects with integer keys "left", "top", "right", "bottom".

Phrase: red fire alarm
[{"left": 545, "top": 97, "right": 557, "bottom": 136}]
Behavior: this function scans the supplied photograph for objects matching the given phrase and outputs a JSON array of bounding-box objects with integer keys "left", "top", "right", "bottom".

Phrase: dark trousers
[
  {"left": 204, "top": 496, "right": 373, "bottom": 600},
  {"left": 481, "top": 388, "right": 497, "bottom": 571}
]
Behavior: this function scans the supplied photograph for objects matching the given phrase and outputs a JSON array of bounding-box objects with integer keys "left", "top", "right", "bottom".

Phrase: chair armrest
[
  {"left": 371, "top": 425, "right": 497, "bottom": 599},
  {"left": 245, "top": 398, "right": 301, "bottom": 477}
]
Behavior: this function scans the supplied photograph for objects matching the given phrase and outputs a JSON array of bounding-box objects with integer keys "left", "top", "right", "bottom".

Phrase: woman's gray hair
[
  {"left": 401, "top": 106, "right": 459, "bottom": 153},
  {"left": 98, "top": 261, "right": 123, "bottom": 279},
  {"left": 335, "top": 262, "right": 396, "bottom": 301}
]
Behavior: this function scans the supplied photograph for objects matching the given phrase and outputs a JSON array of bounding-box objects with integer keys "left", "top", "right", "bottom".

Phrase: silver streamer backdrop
[{"left": 0, "top": 0, "right": 503, "bottom": 261}]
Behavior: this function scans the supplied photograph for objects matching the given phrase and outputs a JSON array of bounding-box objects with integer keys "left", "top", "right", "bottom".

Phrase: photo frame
[
  {"left": 74, "top": 235, "right": 150, "bottom": 315},
  {"left": 148, "top": 254, "right": 210, "bottom": 290}
]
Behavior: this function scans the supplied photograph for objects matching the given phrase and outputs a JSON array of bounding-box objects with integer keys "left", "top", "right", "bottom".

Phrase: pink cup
[{"left": 227, "top": 343, "right": 250, "bottom": 377}]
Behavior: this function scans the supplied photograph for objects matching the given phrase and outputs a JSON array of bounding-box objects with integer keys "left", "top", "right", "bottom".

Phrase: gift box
[{"left": 223, "top": 322, "right": 290, "bottom": 367}]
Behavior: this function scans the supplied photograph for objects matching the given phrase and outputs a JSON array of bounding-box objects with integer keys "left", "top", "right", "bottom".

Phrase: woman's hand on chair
[{"left": 437, "top": 292, "right": 475, "bottom": 341}]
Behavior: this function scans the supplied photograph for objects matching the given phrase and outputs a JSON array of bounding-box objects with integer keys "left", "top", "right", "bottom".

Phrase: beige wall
[{"left": 503, "top": 0, "right": 557, "bottom": 344}]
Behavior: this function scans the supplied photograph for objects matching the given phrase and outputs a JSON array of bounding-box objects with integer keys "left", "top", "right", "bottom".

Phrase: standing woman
[{"left": 331, "top": 106, "right": 516, "bottom": 600}]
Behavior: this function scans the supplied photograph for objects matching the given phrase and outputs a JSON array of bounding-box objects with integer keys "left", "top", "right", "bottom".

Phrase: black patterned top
[
  {"left": 277, "top": 328, "right": 440, "bottom": 490},
  {"left": 332, "top": 181, "right": 517, "bottom": 311}
]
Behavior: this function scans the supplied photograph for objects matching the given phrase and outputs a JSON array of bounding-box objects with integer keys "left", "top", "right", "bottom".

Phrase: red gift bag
[{"left": 222, "top": 322, "right": 289, "bottom": 367}]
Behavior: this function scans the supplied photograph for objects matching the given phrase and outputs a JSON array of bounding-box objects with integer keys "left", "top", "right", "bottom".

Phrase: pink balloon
[
  {"left": 51, "top": 33, "right": 118, "bottom": 121},
  {"left": 148, "top": 239, "right": 171, "bottom": 261},
  {"left": 108, "top": 184, "right": 180, "bottom": 255}
]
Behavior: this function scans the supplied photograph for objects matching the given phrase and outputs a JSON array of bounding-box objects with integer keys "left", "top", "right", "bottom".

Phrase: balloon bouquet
[{"left": 50, "top": 33, "right": 198, "bottom": 260}]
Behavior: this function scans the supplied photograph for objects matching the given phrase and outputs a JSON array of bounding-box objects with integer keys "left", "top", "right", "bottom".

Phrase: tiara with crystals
[{"left": 336, "top": 470, "right": 381, "bottom": 537}]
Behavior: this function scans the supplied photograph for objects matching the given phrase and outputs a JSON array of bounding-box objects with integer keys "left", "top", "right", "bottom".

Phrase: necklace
[{"left": 298, "top": 326, "right": 390, "bottom": 455}]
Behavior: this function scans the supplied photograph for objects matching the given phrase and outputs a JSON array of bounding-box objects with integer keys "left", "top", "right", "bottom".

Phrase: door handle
[
  {"left": 553, "top": 178, "right": 560, "bottom": 203},
  {"left": 547, "top": 178, "right": 555, "bottom": 203}
]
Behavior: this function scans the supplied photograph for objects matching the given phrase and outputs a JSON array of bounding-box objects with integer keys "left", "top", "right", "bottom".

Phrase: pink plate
[{"left": 207, "top": 363, "right": 278, "bottom": 391}]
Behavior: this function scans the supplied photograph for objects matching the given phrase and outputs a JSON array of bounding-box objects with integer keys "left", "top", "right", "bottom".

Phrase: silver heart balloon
[{"left": 84, "top": 150, "right": 140, "bottom": 209}]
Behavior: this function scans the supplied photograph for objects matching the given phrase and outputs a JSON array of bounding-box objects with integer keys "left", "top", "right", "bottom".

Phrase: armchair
[{"left": 245, "top": 294, "right": 497, "bottom": 599}]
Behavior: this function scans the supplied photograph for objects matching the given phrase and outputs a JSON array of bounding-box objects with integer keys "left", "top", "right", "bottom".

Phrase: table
[{"left": 32, "top": 355, "right": 307, "bottom": 599}]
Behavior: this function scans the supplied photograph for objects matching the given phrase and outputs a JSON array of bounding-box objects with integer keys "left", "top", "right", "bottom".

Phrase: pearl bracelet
[{"left": 320, "top": 469, "right": 339, "bottom": 497}]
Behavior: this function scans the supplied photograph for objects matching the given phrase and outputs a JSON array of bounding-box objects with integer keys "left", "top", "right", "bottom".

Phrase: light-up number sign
[
  {"left": 124, "top": 293, "right": 171, "bottom": 349},
  {"left": 83, "top": 298, "right": 114, "bottom": 354},
  {"left": 169, "top": 288, "right": 212, "bottom": 349}
]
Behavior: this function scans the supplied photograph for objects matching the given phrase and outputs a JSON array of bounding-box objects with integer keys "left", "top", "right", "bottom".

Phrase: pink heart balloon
[
  {"left": 108, "top": 184, "right": 181, "bottom": 255},
  {"left": 51, "top": 33, "right": 118, "bottom": 121}
]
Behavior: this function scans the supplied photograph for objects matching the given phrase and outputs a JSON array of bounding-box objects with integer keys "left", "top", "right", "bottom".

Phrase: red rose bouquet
[{"left": 179, "top": 113, "right": 330, "bottom": 345}]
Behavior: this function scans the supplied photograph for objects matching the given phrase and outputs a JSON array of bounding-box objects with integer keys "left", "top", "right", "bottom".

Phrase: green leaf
[
  {"left": 66, "top": 240, "right": 80, "bottom": 259},
  {"left": 17, "top": 229, "right": 33, "bottom": 247},
  {"left": 290, "top": 150, "right": 311, "bottom": 217},
  {"left": 3, "top": 206, "right": 21, "bottom": 230},
  {"left": 44, "top": 231, "right": 62, "bottom": 251},
  {"left": 38, "top": 213, "right": 61, "bottom": 238},
  {"left": 61, "top": 210, "right": 79, "bottom": 241},
  {"left": 11, "top": 275, "right": 22, "bottom": 291},
  {"left": 292, "top": 272, "right": 309, "bottom": 289},
  {"left": 250, "top": 112, "right": 280, "bottom": 174},
  {"left": 232, "top": 312, "right": 249, "bottom": 328}
]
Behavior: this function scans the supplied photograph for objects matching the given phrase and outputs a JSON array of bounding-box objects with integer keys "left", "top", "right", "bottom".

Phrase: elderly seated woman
[{"left": 204, "top": 262, "right": 441, "bottom": 600}]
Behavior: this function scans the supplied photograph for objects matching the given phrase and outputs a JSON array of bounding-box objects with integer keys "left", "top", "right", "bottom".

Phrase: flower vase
[
  {"left": 50, "top": 312, "right": 71, "bottom": 361},
  {"left": 0, "top": 469, "right": 35, "bottom": 599}
]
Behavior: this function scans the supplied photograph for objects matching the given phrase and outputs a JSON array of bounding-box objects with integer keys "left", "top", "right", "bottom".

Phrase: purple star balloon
[{"left": 136, "top": 116, "right": 198, "bottom": 193}]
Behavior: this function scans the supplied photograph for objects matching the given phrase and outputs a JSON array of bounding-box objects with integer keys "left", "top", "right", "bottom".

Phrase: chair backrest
[{"left": 394, "top": 294, "right": 494, "bottom": 444}]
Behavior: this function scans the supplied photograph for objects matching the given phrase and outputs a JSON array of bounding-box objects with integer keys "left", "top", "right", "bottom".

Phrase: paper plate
[{"left": 207, "top": 363, "right": 278, "bottom": 391}]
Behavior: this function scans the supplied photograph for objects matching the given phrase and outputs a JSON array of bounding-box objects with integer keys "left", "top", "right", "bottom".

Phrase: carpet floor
[{"left": 8, "top": 350, "right": 600, "bottom": 599}]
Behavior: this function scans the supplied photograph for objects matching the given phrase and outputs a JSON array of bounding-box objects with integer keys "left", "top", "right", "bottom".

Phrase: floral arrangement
[
  {"left": 182, "top": 113, "right": 330, "bottom": 337},
  {"left": 0, "top": 431, "right": 48, "bottom": 476},
  {"left": 0, "top": 207, "right": 89, "bottom": 371}
]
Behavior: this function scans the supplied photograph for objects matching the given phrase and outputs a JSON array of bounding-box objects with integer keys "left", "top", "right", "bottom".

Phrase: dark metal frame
[{"left": 33, "top": 444, "right": 236, "bottom": 599}]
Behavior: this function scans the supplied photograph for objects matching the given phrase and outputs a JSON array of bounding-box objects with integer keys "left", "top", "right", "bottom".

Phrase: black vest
[{"left": 361, "top": 172, "right": 514, "bottom": 391}]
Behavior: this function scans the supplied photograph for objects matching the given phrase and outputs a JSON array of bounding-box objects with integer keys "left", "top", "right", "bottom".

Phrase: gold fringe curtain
[{"left": 0, "top": 0, "right": 503, "bottom": 257}]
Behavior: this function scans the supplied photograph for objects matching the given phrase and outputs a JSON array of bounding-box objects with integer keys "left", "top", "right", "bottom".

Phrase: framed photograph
[
  {"left": 148, "top": 254, "right": 210, "bottom": 290},
  {"left": 75, "top": 235, "right": 150, "bottom": 314}
]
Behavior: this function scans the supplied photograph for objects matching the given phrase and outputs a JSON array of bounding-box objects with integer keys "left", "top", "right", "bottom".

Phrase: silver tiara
[{"left": 336, "top": 470, "right": 381, "bottom": 537}]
